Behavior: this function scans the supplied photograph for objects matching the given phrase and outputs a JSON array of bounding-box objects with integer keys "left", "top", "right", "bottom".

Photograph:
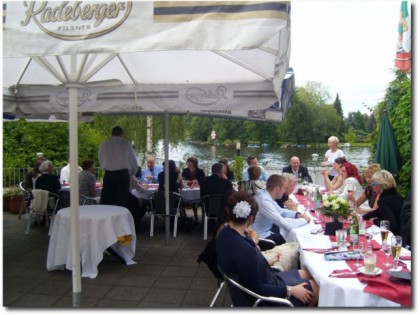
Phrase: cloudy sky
[{"left": 290, "top": 1, "right": 403, "bottom": 116}]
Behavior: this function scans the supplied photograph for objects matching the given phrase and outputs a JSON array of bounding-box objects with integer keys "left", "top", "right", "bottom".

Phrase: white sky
[{"left": 290, "top": 0, "right": 403, "bottom": 116}]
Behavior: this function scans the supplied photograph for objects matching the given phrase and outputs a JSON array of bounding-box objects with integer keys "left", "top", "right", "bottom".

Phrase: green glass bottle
[
  {"left": 314, "top": 187, "right": 322, "bottom": 209},
  {"left": 349, "top": 213, "right": 360, "bottom": 245}
]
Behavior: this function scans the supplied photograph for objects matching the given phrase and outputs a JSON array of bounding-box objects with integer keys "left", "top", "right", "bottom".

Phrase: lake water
[{"left": 152, "top": 141, "right": 373, "bottom": 171}]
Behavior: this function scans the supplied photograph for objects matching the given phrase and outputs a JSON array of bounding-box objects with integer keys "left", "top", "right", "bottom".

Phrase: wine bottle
[
  {"left": 349, "top": 213, "right": 359, "bottom": 245},
  {"left": 314, "top": 187, "right": 322, "bottom": 209}
]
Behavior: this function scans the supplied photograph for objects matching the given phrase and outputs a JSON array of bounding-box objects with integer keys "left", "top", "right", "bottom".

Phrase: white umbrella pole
[
  {"left": 164, "top": 111, "right": 170, "bottom": 245},
  {"left": 68, "top": 55, "right": 81, "bottom": 307}
]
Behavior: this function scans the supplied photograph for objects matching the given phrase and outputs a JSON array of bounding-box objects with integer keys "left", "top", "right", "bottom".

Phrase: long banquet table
[
  {"left": 46, "top": 205, "right": 137, "bottom": 278},
  {"left": 285, "top": 191, "right": 411, "bottom": 307}
]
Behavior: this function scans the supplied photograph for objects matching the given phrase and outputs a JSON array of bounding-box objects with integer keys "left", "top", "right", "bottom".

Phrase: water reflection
[{"left": 153, "top": 141, "right": 372, "bottom": 169}]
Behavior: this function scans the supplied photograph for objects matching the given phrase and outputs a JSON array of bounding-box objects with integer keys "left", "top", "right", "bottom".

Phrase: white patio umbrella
[{"left": 3, "top": 1, "right": 292, "bottom": 306}]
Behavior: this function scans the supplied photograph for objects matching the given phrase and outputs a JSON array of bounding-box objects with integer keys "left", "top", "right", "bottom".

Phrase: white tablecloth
[
  {"left": 47, "top": 205, "right": 137, "bottom": 278},
  {"left": 132, "top": 186, "right": 201, "bottom": 203},
  {"left": 288, "top": 217, "right": 406, "bottom": 307}
]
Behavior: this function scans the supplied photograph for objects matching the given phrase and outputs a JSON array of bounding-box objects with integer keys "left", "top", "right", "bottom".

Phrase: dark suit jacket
[
  {"left": 282, "top": 165, "right": 313, "bottom": 183},
  {"left": 200, "top": 174, "right": 233, "bottom": 197}
]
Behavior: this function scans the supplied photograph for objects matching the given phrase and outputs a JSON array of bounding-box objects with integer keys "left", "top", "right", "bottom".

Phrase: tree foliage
[{"left": 373, "top": 71, "right": 411, "bottom": 198}]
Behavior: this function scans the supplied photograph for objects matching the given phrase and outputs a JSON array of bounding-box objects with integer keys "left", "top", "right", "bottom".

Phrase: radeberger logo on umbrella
[
  {"left": 19, "top": 1, "right": 132, "bottom": 41},
  {"left": 186, "top": 86, "right": 228, "bottom": 106},
  {"left": 56, "top": 89, "right": 92, "bottom": 106}
]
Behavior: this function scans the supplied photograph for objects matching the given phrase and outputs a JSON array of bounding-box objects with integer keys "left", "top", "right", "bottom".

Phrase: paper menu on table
[{"left": 298, "top": 234, "right": 332, "bottom": 249}]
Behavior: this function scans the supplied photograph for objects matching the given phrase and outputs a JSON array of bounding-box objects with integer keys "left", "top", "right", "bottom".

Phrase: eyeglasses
[{"left": 371, "top": 181, "right": 380, "bottom": 187}]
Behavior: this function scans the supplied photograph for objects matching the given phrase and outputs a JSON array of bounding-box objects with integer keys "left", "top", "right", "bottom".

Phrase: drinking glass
[
  {"left": 390, "top": 236, "right": 402, "bottom": 271},
  {"left": 354, "top": 241, "right": 363, "bottom": 267},
  {"left": 380, "top": 220, "right": 390, "bottom": 250},
  {"left": 346, "top": 183, "right": 356, "bottom": 200},
  {"left": 364, "top": 252, "right": 377, "bottom": 274},
  {"left": 383, "top": 244, "right": 392, "bottom": 267},
  {"left": 365, "top": 231, "right": 373, "bottom": 252},
  {"left": 303, "top": 177, "right": 309, "bottom": 186}
]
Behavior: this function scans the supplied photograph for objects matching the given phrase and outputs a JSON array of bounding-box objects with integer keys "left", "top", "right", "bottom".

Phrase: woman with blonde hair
[
  {"left": 362, "top": 170, "right": 404, "bottom": 235},
  {"left": 321, "top": 136, "right": 345, "bottom": 181},
  {"left": 355, "top": 164, "right": 381, "bottom": 214}
]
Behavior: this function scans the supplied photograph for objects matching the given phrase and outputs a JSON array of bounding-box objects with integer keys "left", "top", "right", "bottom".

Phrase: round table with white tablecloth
[{"left": 46, "top": 205, "right": 137, "bottom": 278}]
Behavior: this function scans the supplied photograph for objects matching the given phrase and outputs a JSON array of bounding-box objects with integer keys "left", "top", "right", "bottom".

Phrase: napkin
[
  {"left": 358, "top": 274, "right": 411, "bottom": 307},
  {"left": 370, "top": 240, "right": 382, "bottom": 250},
  {"left": 329, "top": 269, "right": 359, "bottom": 278},
  {"left": 399, "top": 255, "right": 411, "bottom": 260}
]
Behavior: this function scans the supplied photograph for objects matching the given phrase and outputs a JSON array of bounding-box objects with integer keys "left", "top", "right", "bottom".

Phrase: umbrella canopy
[{"left": 374, "top": 111, "right": 402, "bottom": 174}]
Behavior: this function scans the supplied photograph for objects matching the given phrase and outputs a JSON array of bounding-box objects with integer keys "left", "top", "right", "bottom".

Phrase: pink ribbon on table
[{"left": 329, "top": 269, "right": 359, "bottom": 278}]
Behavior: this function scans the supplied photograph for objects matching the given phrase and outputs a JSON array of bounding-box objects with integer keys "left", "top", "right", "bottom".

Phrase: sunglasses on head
[{"left": 371, "top": 181, "right": 380, "bottom": 186}]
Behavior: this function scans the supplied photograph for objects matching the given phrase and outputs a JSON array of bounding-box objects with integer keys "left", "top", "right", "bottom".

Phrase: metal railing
[{"left": 3, "top": 165, "right": 326, "bottom": 189}]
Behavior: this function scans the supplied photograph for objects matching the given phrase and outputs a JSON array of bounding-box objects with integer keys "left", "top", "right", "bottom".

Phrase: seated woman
[
  {"left": 78, "top": 159, "right": 97, "bottom": 204},
  {"left": 241, "top": 165, "right": 266, "bottom": 195},
  {"left": 158, "top": 160, "right": 184, "bottom": 193},
  {"left": 182, "top": 156, "right": 206, "bottom": 222},
  {"left": 355, "top": 164, "right": 381, "bottom": 215},
  {"left": 216, "top": 191, "right": 319, "bottom": 306},
  {"left": 321, "top": 157, "right": 347, "bottom": 191},
  {"left": 35, "top": 160, "right": 61, "bottom": 194},
  {"left": 362, "top": 170, "right": 404, "bottom": 236},
  {"left": 219, "top": 158, "right": 235, "bottom": 181},
  {"left": 332, "top": 162, "right": 369, "bottom": 209}
]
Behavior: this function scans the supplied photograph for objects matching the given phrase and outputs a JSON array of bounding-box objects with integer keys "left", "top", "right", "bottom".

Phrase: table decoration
[{"left": 320, "top": 195, "right": 352, "bottom": 235}]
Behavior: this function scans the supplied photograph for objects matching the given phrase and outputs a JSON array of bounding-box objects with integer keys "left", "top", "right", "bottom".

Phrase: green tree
[
  {"left": 343, "top": 126, "right": 357, "bottom": 143},
  {"left": 333, "top": 93, "right": 344, "bottom": 119},
  {"left": 373, "top": 71, "right": 411, "bottom": 197}
]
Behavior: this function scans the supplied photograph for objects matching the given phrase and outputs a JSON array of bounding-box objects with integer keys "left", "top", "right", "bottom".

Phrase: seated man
[
  {"left": 200, "top": 163, "right": 233, "bottom": 197},
  {"left": 242, "top": 156, "right": 269, "bottom": 182},
  {"left": 282, "top": 156, "right": 312, "bottom": 183},
  {"left": 141, "top": 155, "right": 163, "bottom": 184},
  {"left": 251, "top": 174, "right": 311, "bottom": 247},
  {"left": 200, "top": 163, "right": 234, "bottom": 234},
  {"left": 275, "top": 173, "right": 300, "bottom": 211}
]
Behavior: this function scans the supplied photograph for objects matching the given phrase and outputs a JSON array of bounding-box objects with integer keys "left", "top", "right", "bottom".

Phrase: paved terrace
[{"left": 2, "top": 210, "right": 230, "bottom": 308}]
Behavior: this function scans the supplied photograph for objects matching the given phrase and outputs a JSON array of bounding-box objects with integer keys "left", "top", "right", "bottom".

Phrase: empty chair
[
  {"left": 201, "top": 194, "right": 224, "bottom": 240},
  {"left": 81, "top": 194, "right": 98, "bottom": 205},
  {"left": 25, "top": 189, "right": 60, "bottom": 235},
  {"left": 149, "top": 191, "right": 181, "bottom": 237},
  {"left": 223, "top": 272, "right": 294, "bottom": 307}
]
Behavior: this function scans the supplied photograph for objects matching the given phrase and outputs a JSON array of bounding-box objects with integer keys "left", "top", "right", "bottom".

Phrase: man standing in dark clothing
[{"left": 98, "top": 126, "right": 139, "bottom": 220}]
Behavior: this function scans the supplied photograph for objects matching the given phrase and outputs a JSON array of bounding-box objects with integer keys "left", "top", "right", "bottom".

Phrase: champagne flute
[
  {"left": 383, "top": 244, "right": 392, "bottom": 267},
  {"left": 390, "top": 235, "right": 402, "bottom": 271},
  {"left": 380, "top": 220, "right": 390, "bottom": 251}
]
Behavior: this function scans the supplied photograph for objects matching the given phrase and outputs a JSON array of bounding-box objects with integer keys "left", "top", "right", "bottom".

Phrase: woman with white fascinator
[{"left": 216, "top": 191, "right": 319, "bottom": 306}]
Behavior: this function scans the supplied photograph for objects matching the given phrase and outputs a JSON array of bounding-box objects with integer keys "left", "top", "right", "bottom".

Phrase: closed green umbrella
[{"left": 374, "top": 111, "right": 402, "bottom": 174}]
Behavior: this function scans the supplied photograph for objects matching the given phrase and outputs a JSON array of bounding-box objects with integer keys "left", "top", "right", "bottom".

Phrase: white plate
[{"left": 358, "top": 266, "right": 382, "bottom": 276}]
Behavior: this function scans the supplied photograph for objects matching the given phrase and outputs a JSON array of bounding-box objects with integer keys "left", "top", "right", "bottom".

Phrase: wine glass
[
  {"left": 390, "top": 235, "right": 402, "bottom": 271},
  {"left": 365, "top": 231, "right": 373, "bottom": 251},
  {"left": 380, "top": 220, "right": 390, "bottom": 251},
  {"left": 346, "top": 183, "right": 356, "bottom": 200},
  {"left": 383, "top": 244, "right": 392, "bottom": 267},
  {"left": 303, "top": 176, "right": 309, "bottom": 186}
]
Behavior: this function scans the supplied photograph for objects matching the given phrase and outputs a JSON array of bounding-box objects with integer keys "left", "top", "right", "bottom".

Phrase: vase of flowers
[{"left": 320, "top": 195, "right": 352, "bottom": 235}]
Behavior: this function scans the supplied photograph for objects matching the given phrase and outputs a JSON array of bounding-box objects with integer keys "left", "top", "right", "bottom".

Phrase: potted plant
[
  {"left": 3, "top": 186, "right": 24, "bottom": 214},
  {"left": 319, "top": 195, "right": 352, "bottom": 235}
]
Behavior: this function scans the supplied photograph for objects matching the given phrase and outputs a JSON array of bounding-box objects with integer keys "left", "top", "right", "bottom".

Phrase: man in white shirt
[
  {"left": 242, "top": 156, "right": 269, "bottom": 181},
  {"left": 251, "top": 174, "right": 311, "bottom": 248},
  {"left": 98, "top": 126, "right": 138, "bottom": 207},
  {"left": 60, "top": 155, "right": 82, "bottom": 184}
]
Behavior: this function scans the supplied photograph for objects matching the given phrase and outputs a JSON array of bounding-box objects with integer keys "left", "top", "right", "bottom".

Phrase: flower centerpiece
[{"left": 320, "top": 195, "right": 352, "bottom": 235}]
